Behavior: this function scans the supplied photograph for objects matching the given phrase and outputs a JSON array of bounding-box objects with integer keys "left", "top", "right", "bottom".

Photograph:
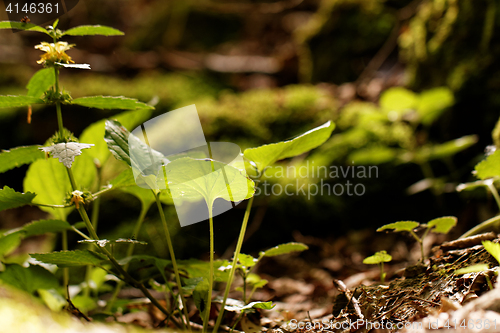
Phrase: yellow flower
[{"left": 35, "top": 41, "right": 75, "bottom": 66}]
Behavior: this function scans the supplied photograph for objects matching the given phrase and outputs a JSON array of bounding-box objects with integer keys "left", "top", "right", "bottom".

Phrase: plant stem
[
  {"left": 204, "top": 207, "right": 215, "bottom": 333},
  {"left": 154, "top": 191, "right": 190, "bottom": 331},
  {"left": 106, "top": 204, "right": 149, "bottom": 312},
  {"left": 486, "top": 180, "right": 500, "bottom": 211},
  {"left": 62, "top": 230, "right": 69, "bottom": 298},
  {"left": 213, "top": 196, "right": 254, "bottom": 333}
]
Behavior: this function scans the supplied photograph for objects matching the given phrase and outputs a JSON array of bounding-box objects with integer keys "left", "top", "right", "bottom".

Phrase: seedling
[
  {"left": 377, "top": 216, "right": 457, "bottom": 262},
  {"left": 454, "top": 264, "right": 493, "bottom": 290},
  {"left": 363, "top": 250, "right": 392, "bottom": 284}
]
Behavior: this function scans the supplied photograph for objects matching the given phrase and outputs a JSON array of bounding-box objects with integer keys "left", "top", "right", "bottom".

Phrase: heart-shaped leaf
[
  {"left": 475, "top": 150, "right": 500, "bottom": 180},
  {"left": 363, "top": 250, "right": 392, "bottom": 265},
  {"left": 26, "top": 68, "right": 55, "bottom": 98},
  {"left": 427, "top": 216, "right": 457, "bottom": 234}
]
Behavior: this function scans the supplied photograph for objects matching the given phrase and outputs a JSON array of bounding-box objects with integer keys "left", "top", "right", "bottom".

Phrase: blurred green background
[{"left": 0, "top": 0, "right": 499, "bottom": 259}]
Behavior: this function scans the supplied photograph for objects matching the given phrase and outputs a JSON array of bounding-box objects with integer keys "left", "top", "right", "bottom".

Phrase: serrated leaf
[
  {"left": 40, "top": 142, "right": 94, "bottom": 168},
  {"left": 80, "top": 108, "right": 154, "bottom": 165},
  {"left": 377, "top": 221, "right": 420, "bottom": 232},
  {"left": 261, "top": 242, "right": 308, "bottom": 257},
  {"left": 455, "top": 264, "right": 490, "bottom": 275},
  {"left": 0, "top": 95, "right": 42, "bottom": 108},
  {"left": 31, "top": 250, "right": 107, "bottom": 267},
  {"left": 0, "top": 146, "right": 45, "bottom": 173},
  {"left": 0, "top": 232, "right": 23, "bottom": 257},
  {"left": 72, "top": 96, "right": 154, "bottom": 110},
  {"left": 26, "top": 68, "right": 56, "bottom": 98},
  {"left": 244, "top": 121, "right": 334, "bottom": 173},
  {"left": 22, "top": 219, "right": 71, "bottom": 237},
  {"left": 63, "top": 25, "right": 124, "bottom": 36},
  {"left": 0, "top": 264, "right": 58, "bottom": 294},
  {"left": 0, "top": 21, "right": 49, "bottom": 34},
  {"left": 0, "top": 186, "right": 36, "bottom": 212},
  {"left": 363, "top": 250, "right": 392, "bottom": 264},
  {"left": 482, "top": 241, "right": 500, "bottom": 266},
  {"left": 427, "top": 216, "right": 457, "bottom": 234},
  {"left": 475, "top": 150, "right": 500, "bottom": 180}
]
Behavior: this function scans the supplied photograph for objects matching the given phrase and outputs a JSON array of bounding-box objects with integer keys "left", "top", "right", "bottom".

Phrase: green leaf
[
  {"left": 455, "top": 264, "right": 490, "bottom": 275},
  {"left": 237, "top": 253, "right": 257, "bottom": 268},
  {"left": 224, "top": 300, "right": 275, "bottom": 312},
  {"left": 0, "top": 146, "right": 45, "bottom": 173},
  {"left": 63, "top": 25, "right": 124, "bottom": 36},
  {"left": 80, "top": 108, "right": 154, "bottom": 165},
  {"left": 0, "top": 264, "right": 59, "bottom": 294},
  {"left": 38, "top": 289, "right": 66, "bottom": 311},
  {"left": 261, "top": 242, "right": 308, "bottom": 257},
  {"left": 0, "top": 21, "right": 49, "bottom": 34},
  {"left": 0, "top": 95, "right": 42, "bottom": 108},
  {"left": 24, "top": 154, "right": 96, "bottom": 220},
  {"left": 109, "top": 168, "right": 136, "bottom": 188},
  {"left": 482, "top": 241, "right": 500, "bottom": 266},
  {"left": 244, "top": 121, "right": 334, "bottom": 173},
  {"left": 0, "top": 232, "right": 23, "bottom": 257},
  {"left": 427, "top": 216, "right": 457, "bottom": 234},
  {"left": 40, "top": 143, "right": 94, "bottom": 168},
  {"left": 413, "top": 135, "right": 478, "bottom": 162},
  {"left": 120, "top": 186, "right": 156, "bottom": 209},
  {"left": 164, "top": 157, "right": 255, "bottom": 209},
  {"left": 349, "top": 146, "right": 398, "bottom": 165},
  {"left": 379, "top": 87, "right": 418, "bottom": 114},
  {"left": 193, "top": 277, "right": 209, "bottom": 322},
  {"left": 363, "top": 250, "right": 392, "bottom": 265},
  {"left": 31, "top": 250, "right": 107, "bottom": 267},
  {"left": 246, "top": 273, "right": 268, "bottom": 288},
  {"left": 72, "top": 96, "right": 154, "bottom": 110},
  {"left": 26, "top": 68, "right": 55, "bottom": 98},
  {"left": 0, "top": 186, "right": 36, "bottom": 212},
  {"left": 475, "top": 150, "right": 500, "bottom": 180},
  {"left": 417, "top": 87, "right": 454, "bottom": 125},
  {"left": 377, "top": 221, "right": 420, "bottom": 232},
  {"left": 22, "top": 219, "right": 71, "bottom": 237}
]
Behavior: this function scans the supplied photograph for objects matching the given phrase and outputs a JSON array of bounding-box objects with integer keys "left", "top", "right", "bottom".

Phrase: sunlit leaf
[
  {"left": 363, "top": 250, "right": 392, "bottom": 264},
  {"left": 0, "top": 264, "right": 58, "bottom": 294},
  {"left": 417, "top": 87, "right": 454, "bottom": 125},
  {"left": 260, "top": 242, "right": 308, "bottom": 257},
  {"left": 31, "top": 250, "right": 107, "bottom": 267},
  {"left": 413, "top": 135, "right": 477, "bottom": 162},
  {"left": 22, "top": 219, "right": 71, "bottom": 237},
  {"left": 26, "top": 68, "right": 55, "bottom": 98},
  {"left": 377, "top": 221, "right": 419, "bottom": 232},
  {"left": 427, "top": 216, "right": 457, "bottom": 234},
  {"left": 0, "top": 146, "right": 44, "bottom": 173},
  {"left": 482, "top": 241, "right": 500, "bottom": 266},
  {"left": 379, "top": 87, "right": 417, "bottom": 115},
  {"left": 0, "top": 186, "right": 36, "bottom": 212},
  {"left": 63, "top": 25, "right": 124, "bottom": 36},
  {"left": 0, "top": 21, "right": 49, "bottom": 34},
  {"left": 0, "top": 95, "right": 42, "bottom": 108},
  {"left": 0, "top": 232, "right": 23, "bottom": 257},
  {"left": 244, "top": 121, "right": 334, "bottom": 173},
  {"left": 475, "top": 150, "right": 500, "bottom": 180},
  {"left": 455, "top": 264, "right": 489, "bottom": 275},
  {"left": 72, "top": 96, "right": 153, "bottom": 110}
]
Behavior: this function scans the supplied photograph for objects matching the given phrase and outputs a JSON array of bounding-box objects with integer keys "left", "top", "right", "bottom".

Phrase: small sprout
[
  {"left": 363, "top": 250, "right": 392, "bottom": 284},
  {"left": 482, "top": 240, "right": 500, "bottom": 265},
  {"left": 377, "top": 216, "right": 457, "bottom": 262},
  {"left": 455, "top": 264, "right": 493, "bottom": 290}
]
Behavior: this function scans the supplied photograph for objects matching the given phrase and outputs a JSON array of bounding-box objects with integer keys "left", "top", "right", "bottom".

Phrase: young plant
[
  {"left": 363, "top": 250, "right": 392, "bottom": 284},
  {"left": 377, "top": 216, "right": 457, "bottom": 262}
]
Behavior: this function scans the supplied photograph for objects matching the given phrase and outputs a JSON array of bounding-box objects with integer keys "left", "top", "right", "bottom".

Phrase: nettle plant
[
  {"left": 0, "top": 20, "right": 332, "bottom": 332},
  {"left": 377, "top": 216, "right": 457, "bottom": 262}
]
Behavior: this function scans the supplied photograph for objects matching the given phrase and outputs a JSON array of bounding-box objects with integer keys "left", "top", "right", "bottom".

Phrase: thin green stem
[
  {"left": 62, "top": 230, "right": 69, "bottom": 298},
  {"left": 213, "top": 196, "right": 254, "bottom": 333},
  {"left": 31, "top": 202, "right": 72, "bottom": 208},
  {"left": 154, "top": 191, "right": 190, "bottom": 331},
  {"left": 486, "top": 181, "right": 500, "bottom": 211},
  {"left": 204, "top": 207, "right": 215, "bottom": 333},
  {"left": 106, "top": 204, "right": 150, "bottom": 312}
]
